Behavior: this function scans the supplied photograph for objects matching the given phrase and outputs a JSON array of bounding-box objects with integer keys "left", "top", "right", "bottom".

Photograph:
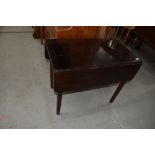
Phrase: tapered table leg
[
  {"left": 40, "top": 26, "right": 44, "bottom": 44},
  {"left": 45, "top": 45, "right": 49, "bottom": 59},
  {"left": 110, "top": 82, "right": 126, "bottom": 103},
  {"left": 50, "top": 63, "right": 53, "bottom": 88},
  {"left": 57, "top": 93, "right": 62, "bottom": 115}
]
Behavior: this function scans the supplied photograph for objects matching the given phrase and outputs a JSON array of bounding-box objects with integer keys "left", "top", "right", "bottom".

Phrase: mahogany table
[{"left": 45, "top": 39, "right": 142, "bottom": 115}]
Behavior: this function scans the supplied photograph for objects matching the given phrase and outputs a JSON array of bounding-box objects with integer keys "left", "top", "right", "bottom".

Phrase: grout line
[{"left": 111, "top": 108, "right": 124, "bottom": 128}]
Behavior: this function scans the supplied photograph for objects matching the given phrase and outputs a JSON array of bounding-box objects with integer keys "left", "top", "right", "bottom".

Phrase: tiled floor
[{"left": 0, "top": 26, "right": 155, "bottom": 128}]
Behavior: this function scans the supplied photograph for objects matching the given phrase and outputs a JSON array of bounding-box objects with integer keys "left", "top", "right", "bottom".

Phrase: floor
[{"left": 0, "top": 26, "right": 155, "bottom": 128}]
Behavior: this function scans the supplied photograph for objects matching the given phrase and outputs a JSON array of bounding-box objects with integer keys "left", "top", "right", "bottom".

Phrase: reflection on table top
[{"left": 45, "top": 39, "right": 141, "bottom": 70}]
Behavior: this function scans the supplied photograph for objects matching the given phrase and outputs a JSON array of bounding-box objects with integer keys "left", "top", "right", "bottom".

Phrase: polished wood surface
[
  {"left": 45, "top": 39, "right": 142, "bottom": 115},
  {"left": 33, "top": 26, "right": 107, "bottom": 39},
  {"left": 56, "top": 26, "right": 98, "bottom": 39},
  {"left": 46, "top": 39, "right": 139, "bottom": 69}
]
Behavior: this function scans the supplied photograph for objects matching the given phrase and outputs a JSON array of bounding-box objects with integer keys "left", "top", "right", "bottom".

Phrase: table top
[{"left": 45, "top": 39, "right": 141, "bottom": 70}]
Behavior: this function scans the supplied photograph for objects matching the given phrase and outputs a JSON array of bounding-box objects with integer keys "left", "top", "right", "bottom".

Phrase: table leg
[
  {"left": 109, "top": 82, "right": 126, "bottom": 103},
  {"left": 40, "top": 26, "right": 44, "bottom": 44},
  {"left": 57, "top": 92, "right": 62, "bottom": 115},
  {"left": 45, "top": 45, "right": 49, "bottom": 59},
  {"left": 50, "top": 63, "right": 53, "bottom": 88}
]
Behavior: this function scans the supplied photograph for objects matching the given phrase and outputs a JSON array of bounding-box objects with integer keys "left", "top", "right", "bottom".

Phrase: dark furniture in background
[
  {"left": 127, "top": 26, "right": 155, "bottom": 49},
  {"left": 44, "top": 39, "right": 142, "bottom": 115}
]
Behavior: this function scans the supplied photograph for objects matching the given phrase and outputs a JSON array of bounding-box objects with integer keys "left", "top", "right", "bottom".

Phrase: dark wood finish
[
  {"left": 45, "top": 39, "right": 142, "bottom": 115},
  {"left": 33, "top": 26, "right": 107, "bottom": 40},
  {"left": 110, "top": 81, "right": 126, "bottom": 103},
  {"left": 57, "top": 92, "right": 62, "bottom": 115},
  {"left": 45, "top": 44, "right": 49, "bottom": 59},
  {"left": 56, "top": 26, "right": 98, "bottom": 39},
  {"left": 40, "top": 26, "right": 44, "bottom": 44},
  {"left": 50, "top": 63, "right": 53, "bottom": 88},
  {"left": 33, "top": 26, "right": 51, "bottom": 39}
]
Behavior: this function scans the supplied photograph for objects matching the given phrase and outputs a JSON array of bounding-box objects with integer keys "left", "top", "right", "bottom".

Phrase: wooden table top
[{"left": 45, "top": 39, "right": 141, "bottom": 71}]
